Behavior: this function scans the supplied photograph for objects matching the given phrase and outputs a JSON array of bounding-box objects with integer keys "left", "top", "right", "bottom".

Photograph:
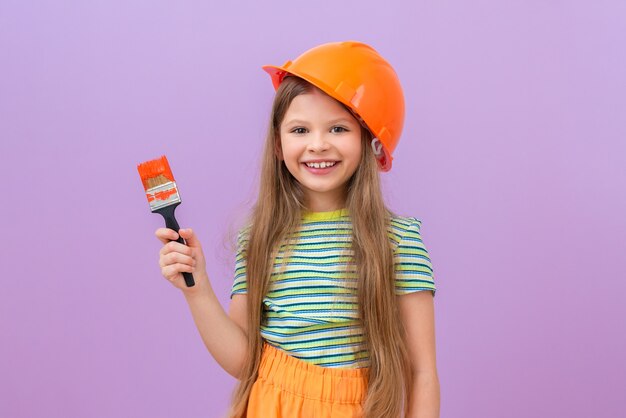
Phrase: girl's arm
[
  {"left": 183, "top": 279, "right": 249, "bottom": 379},
  {"left": 398, "top": 290, "right": 440, "bottom": 418},
  {"left": 156, "top": 227, "right": 249, "bottom": 379}
]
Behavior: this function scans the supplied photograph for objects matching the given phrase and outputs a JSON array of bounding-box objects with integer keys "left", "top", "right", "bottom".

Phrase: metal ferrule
[{"left": 146, "top": 181, "right": 181, "bottom": 212}]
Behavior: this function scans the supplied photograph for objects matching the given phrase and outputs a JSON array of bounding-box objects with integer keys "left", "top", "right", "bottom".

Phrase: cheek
[
  {"left": 342, "top": 136, "right": 363, "bottom": 161},
  {"left": 281, "top": 140, "right": 299, "bottom": 155},
  {"left": 280, "top": 141, "right": 300, "bottom": 166},
  {"left": 277, "top": 135, "right": 294, "bottom": 161}
]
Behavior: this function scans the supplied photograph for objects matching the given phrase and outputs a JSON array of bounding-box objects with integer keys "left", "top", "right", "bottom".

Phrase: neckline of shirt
[{"left": 301, "top": 208, "right": 349, "bottom": 221}]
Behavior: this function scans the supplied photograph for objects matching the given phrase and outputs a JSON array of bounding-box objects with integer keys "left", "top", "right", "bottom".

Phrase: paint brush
[{"left": 137, "top": 155, "right": 195, "bottom": 287}]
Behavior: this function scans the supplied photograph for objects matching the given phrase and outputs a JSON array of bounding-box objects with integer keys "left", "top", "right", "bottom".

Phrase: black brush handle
[{"left": 155, "top": 203, "right": 195, "bottom": 287}]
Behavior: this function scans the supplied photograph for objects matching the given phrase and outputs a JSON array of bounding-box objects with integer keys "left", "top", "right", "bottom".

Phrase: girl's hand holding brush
[
  {"left": 155, "top": 226, "right": 249, "bottom": 377},
  {"left": 155, "top": 227, "right": 209, "bottom": 294}
]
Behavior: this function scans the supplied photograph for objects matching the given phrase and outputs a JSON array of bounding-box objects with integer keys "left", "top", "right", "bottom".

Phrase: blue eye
[{"left": 331, "top": 126, "right": 348, "bottom": 133}]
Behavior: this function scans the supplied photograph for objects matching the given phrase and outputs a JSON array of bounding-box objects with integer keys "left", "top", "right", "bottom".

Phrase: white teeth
[{"left": 306, "top": 161, "right": 336, "bottom": 169}]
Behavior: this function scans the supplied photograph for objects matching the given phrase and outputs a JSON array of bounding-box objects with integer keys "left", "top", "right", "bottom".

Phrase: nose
[{"left": 307, "top": 132, "right": 330, "bottom": 153}]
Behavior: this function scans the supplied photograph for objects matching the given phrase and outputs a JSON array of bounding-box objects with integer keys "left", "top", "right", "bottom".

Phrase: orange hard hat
[{"left": 262, "top": 41, "right": 405, "bottom": 171}]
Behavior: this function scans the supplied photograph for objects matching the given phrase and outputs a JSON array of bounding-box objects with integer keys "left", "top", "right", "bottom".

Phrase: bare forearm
[
  {"left": 408, "top": 371, "right": 440, "bottom": 418},
  {"left": 183, "top": 274, "right": 248, "bottom": 378}
]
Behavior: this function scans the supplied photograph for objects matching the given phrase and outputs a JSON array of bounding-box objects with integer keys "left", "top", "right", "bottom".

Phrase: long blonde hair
[{"left": 228, "top": 76, "right": 412, "bottom": 418}]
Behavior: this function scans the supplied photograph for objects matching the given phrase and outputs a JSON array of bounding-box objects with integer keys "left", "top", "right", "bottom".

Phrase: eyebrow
[{"left": 283, "top": 118, "right": 355, "bottom": 126}]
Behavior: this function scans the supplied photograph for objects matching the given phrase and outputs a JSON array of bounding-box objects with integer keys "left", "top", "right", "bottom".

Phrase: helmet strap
[{"left": 371, "top": 138, "right": 383, "bottom": 156}]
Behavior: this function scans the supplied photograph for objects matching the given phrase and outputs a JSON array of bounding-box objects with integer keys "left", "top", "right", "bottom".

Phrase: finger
[
  {"left": 155, "top": 228, "right": 179, "bottom": 244},
  {"left": 162, "top": 263, "right": 194, "bottom": 278},
  {"left": 178, "top": 228, "right": 202, "bottom": 249},
  {"left": 156, "top": 227, "right": 179, "bottom": 239},
  {"left": 159, "top": 240, "right": 191, "bottom": 258},
  {"left": 166, "top": 240, "right": 193, "bottom": 256},
  {"left": 164, "top": 251, "right": 196, "bottom": 267}
]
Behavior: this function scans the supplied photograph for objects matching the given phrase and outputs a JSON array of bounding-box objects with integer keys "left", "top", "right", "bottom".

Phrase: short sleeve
[
  {"left": 230, "top": 227, "right": 250, "bottom": 299},
  {"left": 393, "top": 218, "right": 437, "bottom": 297}
]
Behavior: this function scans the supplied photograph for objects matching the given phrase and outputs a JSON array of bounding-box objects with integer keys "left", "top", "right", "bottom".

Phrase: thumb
[{"left": 180, "top": 228, "right": 201, "bottom": 248}]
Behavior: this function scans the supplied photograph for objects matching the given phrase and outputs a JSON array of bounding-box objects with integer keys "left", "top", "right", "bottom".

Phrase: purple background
[{"left": 2, "top": 1, "right": 625, "bottom": 417}]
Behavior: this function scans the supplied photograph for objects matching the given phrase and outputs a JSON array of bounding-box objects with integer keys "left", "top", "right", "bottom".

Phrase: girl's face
[{"left": 279, "top": 88, "right": 362, "bottom": 211}]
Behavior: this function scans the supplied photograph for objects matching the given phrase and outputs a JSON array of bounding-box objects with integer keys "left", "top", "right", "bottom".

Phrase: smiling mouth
[{"left": 303, "top": 161, "right": 337, "bottom": 169}]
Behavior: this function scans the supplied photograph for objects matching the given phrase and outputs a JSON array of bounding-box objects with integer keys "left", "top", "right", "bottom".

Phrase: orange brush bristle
[
  {"left": 137, "top": 155, "right": 175, "bottom": 191},
  {"left": 137, "top": 155, "right": 182, "bottom": 210}
]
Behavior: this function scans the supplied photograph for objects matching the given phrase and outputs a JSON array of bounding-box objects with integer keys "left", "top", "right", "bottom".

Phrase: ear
[{"left": 274, "top": 136, "right": 284, "bottom": 161}]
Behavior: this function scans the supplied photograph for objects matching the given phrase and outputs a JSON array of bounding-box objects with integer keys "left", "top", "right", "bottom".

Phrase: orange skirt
[{"left": 245, "top": 342, "right": 369, "bottom": 418}]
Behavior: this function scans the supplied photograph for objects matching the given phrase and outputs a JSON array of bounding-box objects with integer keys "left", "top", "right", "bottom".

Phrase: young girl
[{"left": 155, "top": 41, "right": 439, "bottom": 418}]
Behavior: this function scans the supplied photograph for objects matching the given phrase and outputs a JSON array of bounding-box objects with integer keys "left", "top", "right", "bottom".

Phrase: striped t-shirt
[{"left": 230, "top": 208, "right": 436, "bottom": 369}]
